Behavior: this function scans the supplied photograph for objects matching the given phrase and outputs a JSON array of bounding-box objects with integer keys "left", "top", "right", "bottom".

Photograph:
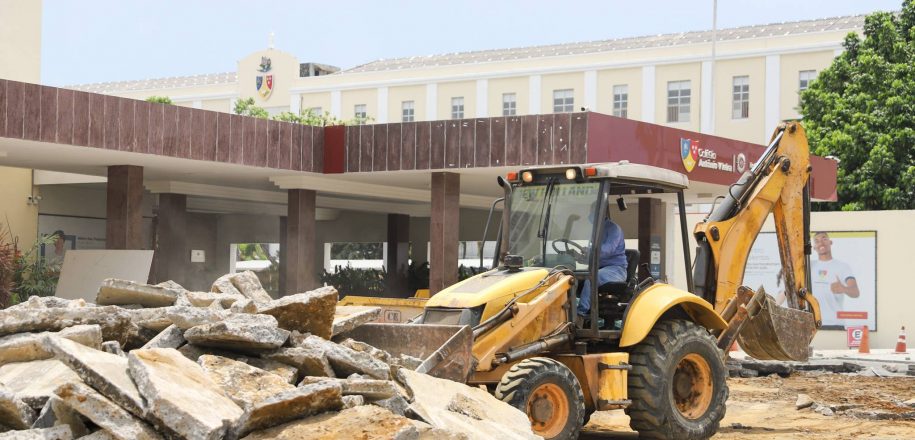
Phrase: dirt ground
[{"left": 581, "top": 372, "right": 915, "bottom": 439}]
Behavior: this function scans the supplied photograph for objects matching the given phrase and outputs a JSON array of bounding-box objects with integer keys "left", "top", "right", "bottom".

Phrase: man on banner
[{"left": 810, "top": 232, "right": 860, "bottom": 327}]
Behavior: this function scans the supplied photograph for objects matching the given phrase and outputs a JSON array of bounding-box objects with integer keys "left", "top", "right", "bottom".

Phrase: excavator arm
[{"left": 692, "top": 122, "right": 821, "bottom": 361}]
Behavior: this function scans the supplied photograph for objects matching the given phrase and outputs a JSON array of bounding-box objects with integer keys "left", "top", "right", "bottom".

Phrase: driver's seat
[{"left": 597, "top": 249, "right": 640, "bottom": 297}]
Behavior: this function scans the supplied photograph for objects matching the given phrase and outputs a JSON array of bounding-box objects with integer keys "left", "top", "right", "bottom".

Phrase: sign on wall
[{"left": 743, "top": 231, "right": 877, "bottom": 331}]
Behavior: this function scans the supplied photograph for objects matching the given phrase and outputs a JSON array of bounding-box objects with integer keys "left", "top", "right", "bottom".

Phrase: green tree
[
  {"left": 233, "top": 97, "right": 270, "bottom": 119},
  {"left": 145, "top": 96, "right": 173, "bottom": 105},
  {"left": 800, "top": 1, "right": 915, "bottom": 210},
  {"left": 234, "top": 98, "right": 370, "bottom": 126}
]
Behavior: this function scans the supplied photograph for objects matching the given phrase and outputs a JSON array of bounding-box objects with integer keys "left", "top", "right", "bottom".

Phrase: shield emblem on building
[
  {"left": 680, "top": 138, "right": 698, "bottom": 172},
  {"left": 256, "top": 74, "right": 273, "bottom": 99}
]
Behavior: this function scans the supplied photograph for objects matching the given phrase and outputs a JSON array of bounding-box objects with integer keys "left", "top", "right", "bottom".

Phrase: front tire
[
  {"left": 626, "top": 319, "right": 728, "bottom": 440},
  {"left": 494, "top": 357, "right": 585, "bottom": 440}
]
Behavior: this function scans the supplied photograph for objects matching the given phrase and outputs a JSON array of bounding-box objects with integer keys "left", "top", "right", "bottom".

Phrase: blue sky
[{"left": 40, "top": 0, "right": 902, "bottom": 86}]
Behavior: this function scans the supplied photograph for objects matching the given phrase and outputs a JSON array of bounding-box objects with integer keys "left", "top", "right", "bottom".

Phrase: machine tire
[
  {"left": 494, "top": 357, "right": 585, "bottom": 440},
  {"left": 625, "top": 319, "right": 728, "bottom": 440}
]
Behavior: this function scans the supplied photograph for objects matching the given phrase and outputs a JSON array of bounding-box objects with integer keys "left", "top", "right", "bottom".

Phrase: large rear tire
[
  {"left": 494, "top": 357, "right": 585, "bottom": 440},
  {"left": 625, "top": 319, "right": 728, "bottom": 440}
]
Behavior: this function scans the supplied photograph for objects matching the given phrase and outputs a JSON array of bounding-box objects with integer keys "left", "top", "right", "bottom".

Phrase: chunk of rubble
[
  {"left": 240, "top": 405, "right": 414, "bottom": 440},
  {"left": 341, "top": 395, "right": 364, "bottom": 409},
  {"left": 372, "top": 395, "right": 410, "bottom": 417},
  {"left": 337, "top": 338, "right": 423, "bottom": 370},
  {"left": 0, "top": 385, "right": 37, "bottom": 429},
  {"left": 796, "top": 393, "right": 814, "bottom": 410},
  {"left": 0, "top": 425, "right": 73, "bottom": 440},
  {"left": 185, "top": 291, "right": 247, "bottom": 308},
  {"left": 257, "top": 287, "right": 337, "bottom": 339},
  {"left": 332, "top": 306, "right": 381, "bottom": 336},
  {"left": 53, "top": 382, "right": 161, "bottom": 440},
  {"left": 43, "top": 336, "right": 145, "bottom": 418},
  {"left": 140, "top": 325, "right": 185, "bottom": 350},
  {"left": 228, "top": 298, "right": 258, "bottom": 314},
  {"left": 31, "top": 396, "right": 89, "bottom": 438},
  {"left": 100, "top": 342, "right": 124, "bottom": 357},
  {"left": 177, "top": 346, "right": 297, "bottom": 383},
  {"left": 0, "top": 307, "right": 137, "bottom": 346},
  {"left": 96, "top": 279, "right": 180, "bottom": 308},
  {"left": 262, "top": 347, "right": 334, "bottom": 379},
  {"left": 7, "top": 296, "right": 90, "bottom": 311},
  {"left": 184, "top": 316, "right": 289, "bottom": 353},
  {"left": 297, "top": 334, "right": 390, "bottom": 380},
  {"left": 72, "top": 431, "right": 116, "bottom": 440},
  {"left": 197, "top": 355, "right": 294, "bottom": 407},
  {"left": 128, "top": 348, "right": 243, "bottom": 440},
  {"left": 210, "top": 274, "right": 243, "bottom": 297},
  {"left": 125, "top": 309, "right": 172, "bottom": 333},
  {"left": 163, "top": 307, "right": 230, "bottom": 330},
  {"left": 0, "top": 359, "right": 83, "bottom": 409},
  {"left": 155, "top": 280, "right": 185, "bottom": 291},
  {"left": 235, "top": 381, "right": 343, "bottom": 436},
  {"left": 0, "top": 325, "right": 102, "bottom": 367},
  {"left": 228, "top": 271, "right": 274, "bottom": 304},
  {"left": 398, "top": 369, "right": 538, "bottom": 439},
  {"left": 297, "top": 376, "right": 401, "bottom": 401}
]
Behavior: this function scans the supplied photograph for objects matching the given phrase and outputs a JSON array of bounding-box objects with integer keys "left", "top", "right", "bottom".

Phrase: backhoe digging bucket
[
  {"left": 737, "top": 293, "right": 816, "bottom": 362},
  {"left": 334, "top": 323, "right": 474, "bottom": 382}
]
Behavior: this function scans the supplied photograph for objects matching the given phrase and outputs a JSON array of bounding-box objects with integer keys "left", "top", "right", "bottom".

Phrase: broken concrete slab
[
  {"left": 341, "top": 395, "right": 364, "bottom": 409},
  {"left": 0, "top": 307, "right": 137, "bottom": 346},
  {"left": 257, "top": 287, "right": 337, "bottom": 339},
  {"left": 184, "top": 317, "right": 289, "bottom": 353},
  {"left": 186, "top": 291, "right": 247, "bottom": 309},
  {"left": 240, "top": 404, "right": 412, "bottom": 440},
  {"left": 53, "top": 382, "right": 161, "bottom": 440},
  {"left": 234, "top": 381, "right": 343, "bottom": 436},
  {"left": 372, "top": 395, "right": 410, "bottom": 417},
  {"left": 0, "top": 426, "right": 73, "bottom": 440},
  {"left": 177, "top": 346, "right": 297, "bottom": 383},
  {"left": 0, "top": 385, "right": 37, "bottom": 430},
  {"left": 128, "top": 348, "right": 243, "bottom": 440},
  {"left": 140, "top": 325, "right": 185, "bottom": 350},
  {"left": 0, "top": 359, "right": 83, "bottom": 410},
  {"left": 100, "top": 342, "right": 124, "bottom": 358},
  {"left": 0, "top": 326, "right": 102, "bottom": 367},
  {"left": 197, "top": 355, "right": 294, "bottom": 408},
  {"left": 398, "top": 369, "right": 536, "bottom": 439},
  {"left": 43, "top": 336, "right": 145, "bottom": 418},
  {"left": 228, "top": 298, "right": 258, "bottom": 314},
  {"left": 31, "top": 396, "right": 89, "bottom": 438},
  {"left": 72, "top": 431, "right": 115, "bottom": 440},
  {"left": 7, "top": 297, "right": 91, "bottom": 311},
  {"left": 125, "top": 309, "right": 172, "bottom": 333},
  {"left": 262, "top": 347, "right": 335, "bottom": 379},
  {"left": 228, "top": 271, "right": 274, "bottom": 304},
  {"left": 163, "top": 307, "right": 231, "bottom": 330},
  {"left": 210, "top": 275, "right": 243, "bottom": 297},
  {"left": 337, "top": 338, "right": 390, "bottom": 363},
  {"left": 297, "top": 334, "right": 390, "bottom": 380},
  {"left": 332, "top": 306, "right": 381, "bottom": 337},
  {"left": 297, "top": 377, "right": 401, "bottom": 401},
  {"left": 96, "top": 279, "right": 179, "bottom": 308}
]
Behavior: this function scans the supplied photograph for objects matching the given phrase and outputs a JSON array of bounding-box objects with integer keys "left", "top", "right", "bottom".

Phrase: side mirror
[
  {"left": 616, "top": 197, "right": 628, "bottom": 211},
  {"left": 497, "top": 176, "right": 508, "bottom": 188}
]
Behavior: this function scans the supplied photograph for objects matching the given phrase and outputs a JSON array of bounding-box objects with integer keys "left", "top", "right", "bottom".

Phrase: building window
[
  {"left": 502, "top": 93, "right": 517, "bottom": 116},
  {"left": 612, "top": 85, "right": 628, "bottom": 118},
  {"left": 553, "top": 89, "right": 574, "bottom": 113},
  {"left": 354, "top": 104, "right": 367, "bottom": 123},
  {"left": 798, "top": 70, "right": 816, "bottom": 105},
  {"left": 402, "top": 101, "right": 415, "bottom": 122},
  {"left": 666, "top": 80, "right": 691, "bottom": 123},
  {"left": 451, "top": 97, "right": 464, "bottom": 119},
  {"left": 731, "top": 76, "right": 749, "bottom": 119}
]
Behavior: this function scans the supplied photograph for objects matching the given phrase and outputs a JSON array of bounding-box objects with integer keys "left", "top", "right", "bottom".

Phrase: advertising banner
[{"left": 743, "top": 231, "right": 877, "bottom": 330}]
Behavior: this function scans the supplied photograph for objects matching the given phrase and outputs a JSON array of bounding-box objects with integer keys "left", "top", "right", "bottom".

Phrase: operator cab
[{"left": 490, "top": 162, "right": 691, "bottom": 340}]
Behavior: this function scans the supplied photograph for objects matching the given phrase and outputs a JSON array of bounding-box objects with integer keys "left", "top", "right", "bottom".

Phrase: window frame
[
  {"left": 502, "top": 93, "right": 517, "bottom": 116},
  {"left": 666, "top": 80, "right": 691, "bottom": 123},
  {"left": 612, "top": 84, "right": 628, "bottom": 118},
  {"left": 401, "top": 100, "right": 415, "bottom": 122},
  {"left": 451, "top": 97, "right": 464, "bottom": 120},
  {"left": 552, "top": 89, "right": 574, "bottom": 113},
  {"left": 731, "top": 76, "right": 749, "bottom": 120}
]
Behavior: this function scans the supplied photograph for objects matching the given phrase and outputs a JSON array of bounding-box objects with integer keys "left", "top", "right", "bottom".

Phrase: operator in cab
[{"left": 576, "top": 203, "right": 628, "bottom": 326}]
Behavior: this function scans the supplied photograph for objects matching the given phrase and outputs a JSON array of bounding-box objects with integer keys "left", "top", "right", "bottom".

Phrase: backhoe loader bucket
[
  {"left": 737, "top": 293, "right": 816, "bottom": 362},
  {"left": 334, "top": 323, "right": 474, "bottom": 382}
]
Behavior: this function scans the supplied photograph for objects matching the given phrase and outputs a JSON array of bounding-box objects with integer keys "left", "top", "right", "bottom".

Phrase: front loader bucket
[
  {"left": 737, "top": 293, "right": 816, "bottom": 362},
  {"left": 334, "top": 323, "right": 474, "bottom": 382}
]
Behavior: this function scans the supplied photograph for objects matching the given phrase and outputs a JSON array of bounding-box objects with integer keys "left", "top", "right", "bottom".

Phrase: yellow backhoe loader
[{"left": 339, "top": 122, "right": 821, "bottom": 440}]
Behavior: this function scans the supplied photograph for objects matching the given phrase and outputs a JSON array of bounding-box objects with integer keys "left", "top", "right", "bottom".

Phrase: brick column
[
  {"left": 386, "top": 213, "right": 411, "bottom": 297},
  {"left": 106, "top": 165, "right": 144, "bottom": 249},
  {"left": 154, "top": 193, "right": 187, "bottom": 284},
  {"left": 429, "top": 172, "right": 460, "bottom": 295},
  {"left": 285, "top": 189, "right": 317, "bottom": 295}
]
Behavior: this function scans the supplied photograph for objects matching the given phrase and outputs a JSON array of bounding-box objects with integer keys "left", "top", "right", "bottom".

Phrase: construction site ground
[{"left": 582, "top": 370, "right": 915, "bottom": 439}]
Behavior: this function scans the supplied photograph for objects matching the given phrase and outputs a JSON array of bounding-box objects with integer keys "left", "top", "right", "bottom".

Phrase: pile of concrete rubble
[{"left": 0, "top": 272, "right": 540, "bottom": 440}]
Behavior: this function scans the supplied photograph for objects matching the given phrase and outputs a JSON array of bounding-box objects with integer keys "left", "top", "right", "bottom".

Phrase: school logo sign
[
  {"left": 255, "top": 56, "right": 274, "bottom": 99},
  {"left": 680, "top": 138, "right": 699, "bottom": 173}
]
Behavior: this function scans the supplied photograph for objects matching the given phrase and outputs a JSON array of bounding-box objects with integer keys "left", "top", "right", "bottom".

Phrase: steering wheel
[{"left": 552, "top": 238, "right": 586, "bottom": 260}]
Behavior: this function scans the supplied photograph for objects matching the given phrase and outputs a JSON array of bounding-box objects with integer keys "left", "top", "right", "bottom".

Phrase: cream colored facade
[
  {"left": 0, "top": 0, "right": 42, "bottom": 249},
  {"left": 70, "top": 16, "right": 862, "bottom": 147}
]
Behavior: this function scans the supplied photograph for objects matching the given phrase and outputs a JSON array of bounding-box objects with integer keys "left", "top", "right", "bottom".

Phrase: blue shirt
[{"left": 597, "top": 219, "right": 627, "bottom": 269}]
